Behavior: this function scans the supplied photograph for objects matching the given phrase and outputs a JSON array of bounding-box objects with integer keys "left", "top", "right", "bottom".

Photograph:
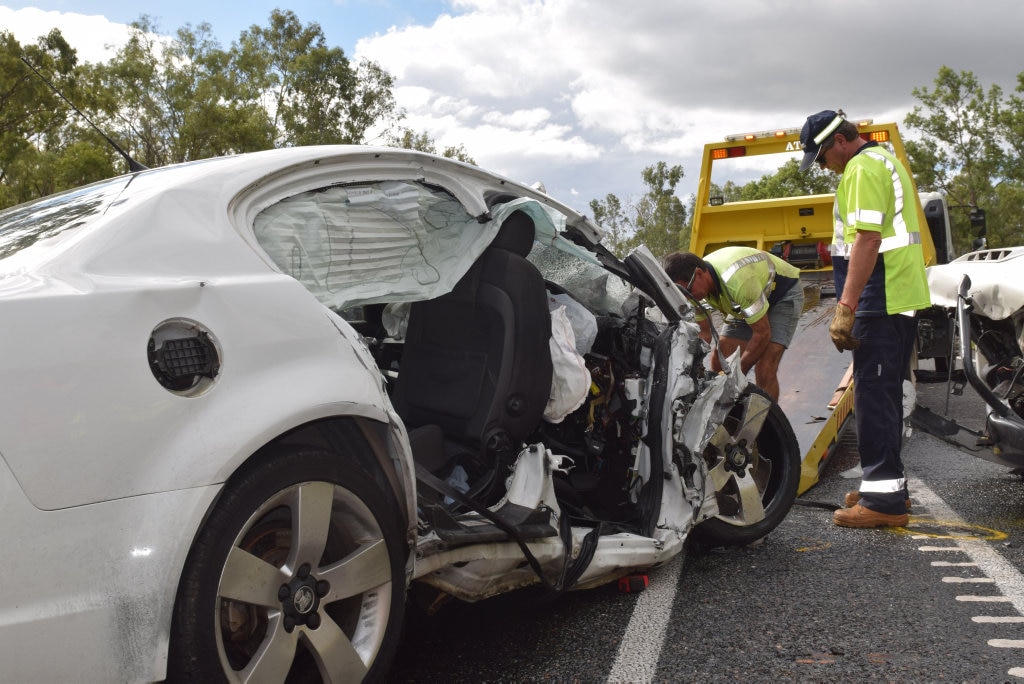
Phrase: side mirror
[{"left": 969, "top": 208, "right": 987, "bottom": 237}]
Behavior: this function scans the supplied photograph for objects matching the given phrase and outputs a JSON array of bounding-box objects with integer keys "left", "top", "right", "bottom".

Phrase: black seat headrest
[{"left": 491, "top": 211, "right": 535, "bottom": 257}]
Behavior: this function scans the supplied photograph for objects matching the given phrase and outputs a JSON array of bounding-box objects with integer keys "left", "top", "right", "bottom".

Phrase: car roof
[{"left": 0, "top": 146, "right": 605, "bottom": 276}]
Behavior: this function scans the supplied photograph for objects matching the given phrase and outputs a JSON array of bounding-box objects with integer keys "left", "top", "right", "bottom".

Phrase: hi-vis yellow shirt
[
  {"left": 698, "top": 246, "right": 800, "bottom": 324},
  {"left": 834, "top": 144, "right": 930, "bottom": 316}
]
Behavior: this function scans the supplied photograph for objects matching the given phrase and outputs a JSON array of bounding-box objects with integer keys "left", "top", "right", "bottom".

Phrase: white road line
[
  {"left": 910, "top": 476, "right": 1024, "bottom": 679},
  {"left": 605, "top": 477, "right": 1024, "bottom": 682},
  {"left": 957, "top": 595, "right": 1013, "bottom": 602},
  {"left": 607, "top": 553, "right": 683, "bottom": 683},
  {"left": 910, "top": 476, "right": 1024, "bottom": 615},
  {"left": 990, "top": 640, "right": 1024, "bottom": 648},
  {"left": 933, "top": 561, "right": 978, "bottom": 567},
  {"left": 943, "top": 577, "right": 996, "bottom": 583},
  {"left": 974, "top": 616, "right": 1024, "bottom": 623}
]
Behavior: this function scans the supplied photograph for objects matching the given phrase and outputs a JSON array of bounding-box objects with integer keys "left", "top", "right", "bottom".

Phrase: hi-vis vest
[
  {"left": 831, "top": 144, "right": 930, "bottom": 316},
  {"left": 700, "top": 246, "right": 800, "bottom": 324}
]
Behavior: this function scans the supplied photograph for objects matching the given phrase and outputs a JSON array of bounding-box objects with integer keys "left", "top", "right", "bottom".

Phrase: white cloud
[
  {"left": 5, "top": 0, "right": 1024, "bottom": 208},
  {"left": 353, "top": 0, "right": 1024, "bottom": 204},
  {"left": 480, "top": 108, "right": 551, "bottom": 130},
  {"left": 1, "top": 7, "right": 131, "bottom": 64}
]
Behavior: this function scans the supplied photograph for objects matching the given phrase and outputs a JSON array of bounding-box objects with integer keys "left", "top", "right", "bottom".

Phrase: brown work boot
[
  {"left": 844, "top": 490, "right": 912, "bottom": 511},
  {"left": 833, "top": 504, "right": 909, "bottom": 528}
]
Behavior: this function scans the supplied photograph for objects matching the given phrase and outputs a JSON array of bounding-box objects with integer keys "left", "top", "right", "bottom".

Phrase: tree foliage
[
  {"left": 232, "top": 10, "right": 399, "bottom": 148},
  {"left": 729, "top": 159, "right": 837, "bottom": 200},
  {"left": 589, "top": 162, "right": 686, "bottom": 258},
  {"left": 0, "top": 11, "right": 469, "bottom": 210},
  {"left": 387, "top": 127, "right": 476, "bottom": 164},
  {"left": 0, "top": 28, "right": 109, "bottom": 206},
  {"left": 905, "top": 66, "right": 1024, "bottom": 251},
  {"left": 5, "top": 21, "right": 1023, "bottom": 260}
]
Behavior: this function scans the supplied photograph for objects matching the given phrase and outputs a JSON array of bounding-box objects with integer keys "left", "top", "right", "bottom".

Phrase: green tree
[
  {"left": 1000, "top": 71, "right": 1024, "bottom": 183},
  {"left": 387, "top": 127, "right": 476, "bottom": 164},
  {"left": 233, "top": 10, "right": 398, "bottom": 147},
  {"left": 634, "top": 162, "right": 687, "bottom": 257},
  {"left": 91, "top": 17, "right": 275, "bottom": 167},
  {"left": 0, "top": 10, "right": 409, "bottom": 209},
  {"left": 589, "top": 192, "right": 631, "bottom": 256},
  {"left": 163, "top": 23, "right": 274, "bottom": 159},
  {"left": 0, "top": 29, "right": 117, "bottom": 205},
  {"left": 89, "top": 17, "right": 169, "bottom": 166},
  {"left": 589, "top": 162, "right": 687, "bottom": 259},
  {"left": 733, "top": 159, "right": 837, "bottom": 200},
  {"left": 905, "top": 66, "right": 1022, "bottom": 251}
]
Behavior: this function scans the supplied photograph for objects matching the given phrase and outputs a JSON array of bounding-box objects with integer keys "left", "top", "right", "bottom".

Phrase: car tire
[
  {"left": 167, "top": 446, "right": 407, "bottom": 683},
  {"left": 692, "top": 385, "right": 800, "bottom": 547}
]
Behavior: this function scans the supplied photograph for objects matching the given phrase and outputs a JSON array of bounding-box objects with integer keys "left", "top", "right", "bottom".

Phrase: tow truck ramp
[{"left": 777, "top": 281, "right": 855, "bottom": 494}]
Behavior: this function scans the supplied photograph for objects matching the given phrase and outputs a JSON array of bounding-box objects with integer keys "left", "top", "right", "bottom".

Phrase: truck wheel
[
  {"left": 168, "top": 447, "right": 407, "bottom": 683},
  {"left": 693, "top": 386, "right": 800, "bottom": 547}
]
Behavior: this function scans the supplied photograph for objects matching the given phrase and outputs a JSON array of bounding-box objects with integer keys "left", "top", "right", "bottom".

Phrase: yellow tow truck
[{"left": 689, "top": 119, "right": 953, "bottom": 493}]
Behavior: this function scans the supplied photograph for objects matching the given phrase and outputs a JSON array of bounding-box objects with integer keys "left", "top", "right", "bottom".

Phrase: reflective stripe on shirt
[
  {"left": 832, "top": 149, "right": 922, "bottom": 255},
  {"left": 860, "top": 150, "right": 920, "bottom": 253},
  {"left": 719, "top": 252, "right": 775, "bottom": 318},
  {"left": 830, "top": 203, "right": 848, "bottom": 257},
  {"left": 720, "top": 252, "right": 775, "bottom": 284}
]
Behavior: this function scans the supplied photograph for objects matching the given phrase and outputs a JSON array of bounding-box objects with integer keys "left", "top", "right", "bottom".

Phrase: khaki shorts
[{"left": 719, "top": 284, "right": 804, "bottom": 348}]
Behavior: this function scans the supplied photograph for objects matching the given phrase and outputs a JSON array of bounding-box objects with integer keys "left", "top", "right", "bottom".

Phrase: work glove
[{"left": 829, "top": 302, "right": 860, "bottom": 352}]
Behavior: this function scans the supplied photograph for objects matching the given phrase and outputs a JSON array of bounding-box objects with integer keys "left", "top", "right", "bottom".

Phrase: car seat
[{"left": 393, "top": 210, "right": 553, "bottom": 502}]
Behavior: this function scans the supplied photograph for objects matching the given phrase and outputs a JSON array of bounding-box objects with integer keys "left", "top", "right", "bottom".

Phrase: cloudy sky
[{"left": 3, "top": 0, "right": 1022, "bottom": 213}]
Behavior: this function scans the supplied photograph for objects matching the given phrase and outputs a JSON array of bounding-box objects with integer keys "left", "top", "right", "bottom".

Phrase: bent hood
[{"left": 927, "top": 247, "right": 1024, "bottom": 321}]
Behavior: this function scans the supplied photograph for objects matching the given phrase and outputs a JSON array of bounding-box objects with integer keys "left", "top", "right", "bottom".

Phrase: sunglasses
[
  {"left": 816, "top": 136, "right": 836, "bottom": 166},
  {"left": 685, "top": 268, "right": 699, "bottom": 291}
]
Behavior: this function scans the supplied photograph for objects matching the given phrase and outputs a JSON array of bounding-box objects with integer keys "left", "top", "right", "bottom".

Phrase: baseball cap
[{"left": 798, "top": 110, "right": 846, "bottom": 171}]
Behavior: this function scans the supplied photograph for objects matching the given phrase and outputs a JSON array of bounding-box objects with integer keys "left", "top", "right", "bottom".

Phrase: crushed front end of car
[
  {"left": 919, "top": 247, "right": 1024, "bottom": 468},
  {"left": 402, "top": 229, "right": 801, "bottom": 603}
]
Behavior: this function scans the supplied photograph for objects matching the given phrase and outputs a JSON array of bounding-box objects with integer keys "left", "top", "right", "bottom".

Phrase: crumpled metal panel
[{"left": 927, "top": 247, "right": 1024, "bottom": 321}]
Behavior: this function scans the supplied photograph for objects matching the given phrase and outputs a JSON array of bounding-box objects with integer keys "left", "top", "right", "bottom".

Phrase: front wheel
[
  {"left": 692, "top": 386, "right": 800, "bottom": 547},
  {"left": 168, "top": 447, "right": 407, "bottom": 683}
]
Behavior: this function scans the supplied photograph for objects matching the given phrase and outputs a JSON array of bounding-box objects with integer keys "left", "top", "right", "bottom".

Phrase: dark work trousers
[{"left": 851, "top": 313, "right": 917, "bottom": 515}]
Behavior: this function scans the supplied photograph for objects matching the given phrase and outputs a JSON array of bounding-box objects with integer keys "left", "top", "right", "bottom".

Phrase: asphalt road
[{"left": 386, "top": 380, "right": 1024, "bottom": 682}]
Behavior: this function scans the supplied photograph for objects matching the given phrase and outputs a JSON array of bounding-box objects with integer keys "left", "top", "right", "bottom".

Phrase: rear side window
[
  {"left": 253, "top": 180, "right": 490, "bottom": 311},
  {"left": 0, "top": 178, "right": 131, "bottom": 261}
]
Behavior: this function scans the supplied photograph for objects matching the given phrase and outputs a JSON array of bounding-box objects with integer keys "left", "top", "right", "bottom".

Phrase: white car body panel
[
  {"left": 927, "top": 246, "right": 1024, "bottom": 321},
  {"left": 1, "top": 274, "right": 391, "bottom": 508},
  {"left": 0, "top": 146, "right": 794, "bottom": 681},
  {"left": 0, "top": 455, "right": 219, "bottom": 682}
]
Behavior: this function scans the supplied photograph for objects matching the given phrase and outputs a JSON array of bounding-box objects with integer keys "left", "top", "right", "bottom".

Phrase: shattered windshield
[{"left": 529, "top": 241, "right": 633, "bottom": 317}]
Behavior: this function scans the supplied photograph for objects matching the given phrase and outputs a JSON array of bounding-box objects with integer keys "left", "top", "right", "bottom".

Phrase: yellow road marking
[
  {"left": 794, "top": 542, "right": 832, "bottom": 552},
  {"left": 895, "top": 516, "right": 1009, "bottom": 542}
]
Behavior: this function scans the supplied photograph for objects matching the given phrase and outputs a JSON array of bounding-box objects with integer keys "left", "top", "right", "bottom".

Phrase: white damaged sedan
[{"left": 0, "top": 147, "right": 799, "bottom": 682}]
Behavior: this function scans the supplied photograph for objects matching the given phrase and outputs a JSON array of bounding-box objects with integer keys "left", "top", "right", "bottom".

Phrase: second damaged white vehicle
[
  {"left": 916, "top": 247, "right": 1024, "bottom": 468},
  {"left": 0, "top": 147, "right": 799, "bottom": 682}
]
